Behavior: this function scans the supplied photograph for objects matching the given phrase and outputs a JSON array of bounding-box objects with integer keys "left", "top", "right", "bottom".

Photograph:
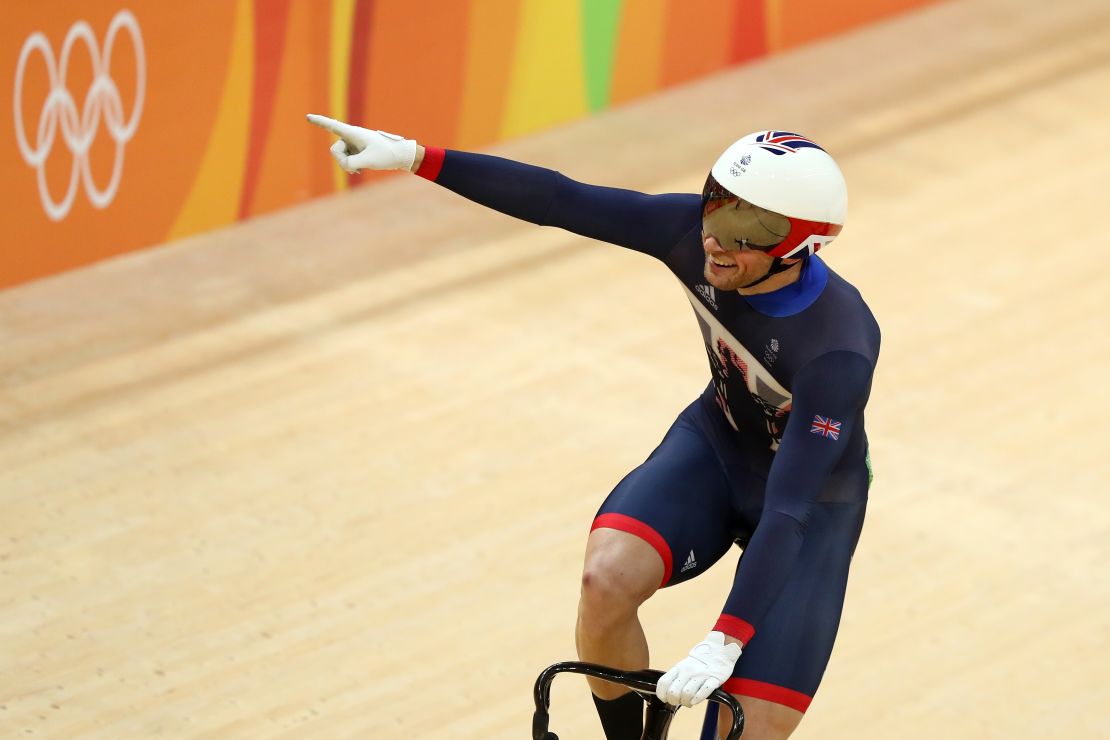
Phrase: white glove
[
  {"left": 656, "top": 631, "right": 741, "bottom": 707},
  {"left": 305, "top": 114, "right": 417, "bottom": 174}
]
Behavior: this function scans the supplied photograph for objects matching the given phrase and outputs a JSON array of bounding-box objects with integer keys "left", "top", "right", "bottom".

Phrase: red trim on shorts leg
[
  {"left": 591, "top": 513, "right": 673, "bottom": 587},
  {"left": 722, "top": 678, "right": 813, "bottom": 713},
  {"left": 713, "top": 614, "right": 755, "bottom": 645},
  {"left": 415, "top": 146, "right": 446, "bottom": 180}
]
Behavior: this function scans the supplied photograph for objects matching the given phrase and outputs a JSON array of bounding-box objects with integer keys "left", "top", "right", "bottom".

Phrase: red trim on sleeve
[
  {"left": 722, "top": 678, "right": 813, "bottom": 713},
  {"left": 591, "top": 513, "right": 673, "bottom": 587},
  {"left": 415, "top": 146, "right": 446, "bottom": 181},
  {"left": 713, "top": 614, "right": 756, "bottom": 645}
]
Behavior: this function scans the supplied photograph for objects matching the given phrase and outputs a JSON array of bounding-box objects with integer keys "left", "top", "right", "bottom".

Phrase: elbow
[
  {"left": 537, "top": 173, "right": 575, "bottom": 226},
  {"left": 763, "top": 505, "right": 811, "bottom": 535}
]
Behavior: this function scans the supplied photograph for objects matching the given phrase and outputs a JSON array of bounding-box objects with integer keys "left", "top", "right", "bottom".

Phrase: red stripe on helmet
[{"left": 766, "top": 217, "right": 842, "bottom": 258}]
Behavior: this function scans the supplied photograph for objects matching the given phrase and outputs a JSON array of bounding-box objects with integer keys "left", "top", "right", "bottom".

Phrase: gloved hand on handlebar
[
  {"left": 656, "top": 631, "right": 742, "bottom": 707},
  {"left": 306, "top": 114, "right": 417, "bottom": 174}
]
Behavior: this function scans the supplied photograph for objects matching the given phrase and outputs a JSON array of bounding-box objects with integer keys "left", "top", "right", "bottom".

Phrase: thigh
[
  {"left": 726, "top": 500, "right": 868, "bottom": 713},
  {"left": 709, "top": 695, "right": 802, "bottom": 740},
  {"left": 592, "top": 402, "right": 745, "bottom": 588}
]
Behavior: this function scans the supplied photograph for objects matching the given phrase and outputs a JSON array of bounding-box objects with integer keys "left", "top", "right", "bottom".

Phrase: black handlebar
[{"left": 532, "top": 661, "right": 744, "bottom": 740}]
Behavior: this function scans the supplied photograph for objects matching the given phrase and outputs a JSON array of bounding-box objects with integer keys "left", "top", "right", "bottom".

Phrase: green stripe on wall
[{"left": 581, "top": 0, "right": 623, "bottom": 111}]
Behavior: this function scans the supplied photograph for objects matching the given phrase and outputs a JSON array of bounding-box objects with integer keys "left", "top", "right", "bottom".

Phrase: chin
[{"left": 704, "top": 270, "right": 739, "bottom": 291}]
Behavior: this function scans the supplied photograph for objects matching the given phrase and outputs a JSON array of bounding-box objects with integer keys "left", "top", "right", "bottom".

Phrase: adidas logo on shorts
[{"left": 680, "top": 550, "right": 697, "bottom": 573}]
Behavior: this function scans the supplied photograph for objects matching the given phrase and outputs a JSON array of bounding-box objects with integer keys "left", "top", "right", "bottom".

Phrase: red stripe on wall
[
  {"left": 347, "top": 0, "right": 374, "bottom": 127},
  {"left": 239, "top": 0, "right": 292, "bottom": 219},
  {"left": 730, "top": 0, "right": 767, "bottom": 63}
]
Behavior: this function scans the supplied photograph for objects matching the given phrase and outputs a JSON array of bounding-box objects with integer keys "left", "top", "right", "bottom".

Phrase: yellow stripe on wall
[
  {"left": 168, "top": 0, "right": 255, "bottom": 240},
  {"left": 329, "top": 0, "right": 357, "bottom": 192},
  {"left": 765, "top": 0, "right": 785, "bottom": 52},
  {"left": 499, "top": 0, "right": 588, "bottom": 140}
]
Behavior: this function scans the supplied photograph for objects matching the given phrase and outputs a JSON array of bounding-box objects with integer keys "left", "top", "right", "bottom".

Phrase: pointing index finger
[{"left": 306, "top": 114, "right": 355, "bottom": 140}]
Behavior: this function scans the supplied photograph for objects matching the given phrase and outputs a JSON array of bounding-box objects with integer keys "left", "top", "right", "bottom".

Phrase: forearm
[
  {"left": 410, "top": 147, "right": 700, "bottom": 257},
  {"left": 716, "top": 351, "right": 873, "bottom": 643},
  {"left": 716, "top": 512, "right": 805, "bottom": 643},
  {"left": 414, "top": 148, "right": 565, "bottom": 226}
]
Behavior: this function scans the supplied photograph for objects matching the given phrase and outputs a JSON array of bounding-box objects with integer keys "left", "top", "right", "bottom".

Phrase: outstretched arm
[{"left": 307, "top": 115, "right": 700, "bottom": 259}]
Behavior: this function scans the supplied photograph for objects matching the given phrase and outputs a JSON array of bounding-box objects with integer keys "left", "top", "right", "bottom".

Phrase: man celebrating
[{"left": 308, "top": 115, "right": 879, "bottom": 740}]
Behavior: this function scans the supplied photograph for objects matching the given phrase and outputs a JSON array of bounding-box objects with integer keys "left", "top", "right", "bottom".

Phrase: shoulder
[
  {"left": 644, "top": 193, "right": 703, "bottom": 231},
  {"left": 814, "top": 263, "right": 881, "bottom": 360}
]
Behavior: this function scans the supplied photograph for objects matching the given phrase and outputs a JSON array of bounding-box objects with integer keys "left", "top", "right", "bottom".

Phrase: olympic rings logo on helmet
[{"left": 13, "top": 10, "right": 146, "bottom": 222}]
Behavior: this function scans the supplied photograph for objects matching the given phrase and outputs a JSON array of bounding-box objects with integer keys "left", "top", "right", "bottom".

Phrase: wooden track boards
[{"left": 2, "top": 0, "right": 1108, "bottom": 737}]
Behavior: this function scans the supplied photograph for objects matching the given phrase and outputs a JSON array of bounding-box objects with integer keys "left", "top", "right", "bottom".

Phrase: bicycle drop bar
[{"left": 532, "top": 661, "right": 744, "bottom": 740}]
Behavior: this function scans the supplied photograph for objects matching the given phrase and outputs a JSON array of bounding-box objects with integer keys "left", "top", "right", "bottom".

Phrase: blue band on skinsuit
[{"left": 741, "top": 256, "right": 829, "bottom": 317}]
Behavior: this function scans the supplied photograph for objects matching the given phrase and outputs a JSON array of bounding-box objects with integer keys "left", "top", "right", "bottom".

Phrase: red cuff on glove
[
  {"left": 713, "top": 614, "right": 755, "bottom": 645},
  {"left": 415, "top": 146, "right": 446, "bottom": 180}
]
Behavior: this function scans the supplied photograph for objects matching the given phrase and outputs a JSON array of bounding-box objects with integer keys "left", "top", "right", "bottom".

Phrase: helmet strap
[{"left": 739, "top": 256, "right": 799, "bottom": 289}]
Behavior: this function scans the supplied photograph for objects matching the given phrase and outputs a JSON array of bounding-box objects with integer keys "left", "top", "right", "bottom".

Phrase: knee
[
  {"left": 580, "top": 560, "right": 646, "bottom": 613},
  {"left": 578, "top": 531, "right": 663, "bottom": 620}
]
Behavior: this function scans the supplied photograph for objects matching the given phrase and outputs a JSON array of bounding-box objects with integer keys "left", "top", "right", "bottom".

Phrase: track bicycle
[{"left": 532, "top": 662, "right": 744, "bottom": 740}]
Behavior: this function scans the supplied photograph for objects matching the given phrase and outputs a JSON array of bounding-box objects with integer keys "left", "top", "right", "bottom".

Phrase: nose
[{"left": 703, "top": 234, "right": 722, "bottom": 251}]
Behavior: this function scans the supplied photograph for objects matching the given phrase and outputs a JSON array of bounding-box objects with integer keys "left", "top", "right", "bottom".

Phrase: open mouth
[{"left": 707, "top": 253, "right": 737, "bottom": 270}]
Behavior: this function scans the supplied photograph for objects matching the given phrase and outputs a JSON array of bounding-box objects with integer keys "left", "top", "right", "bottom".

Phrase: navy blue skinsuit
[{"left": 415, "top": 148, "right": 880, "bottom": 713}]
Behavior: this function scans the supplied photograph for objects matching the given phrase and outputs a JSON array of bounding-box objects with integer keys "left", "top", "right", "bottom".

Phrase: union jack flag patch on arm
[{"left": 810, "top": 415, "right": 841, "bottom": 440}]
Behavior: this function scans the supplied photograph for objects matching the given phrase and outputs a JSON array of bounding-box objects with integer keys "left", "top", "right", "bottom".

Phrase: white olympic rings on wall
[{"left": 13, "top": 10, "right": 146, "bottom": 222}]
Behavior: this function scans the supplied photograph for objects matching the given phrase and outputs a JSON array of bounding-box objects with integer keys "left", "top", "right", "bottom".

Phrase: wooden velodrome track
[{"left": 2, "top": 1, "right": 1108, "bottom": 737}]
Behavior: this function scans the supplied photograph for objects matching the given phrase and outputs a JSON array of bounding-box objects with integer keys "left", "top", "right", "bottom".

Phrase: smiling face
[
  {"left": 702, "top": 232, "right": 778, "bottom": 291},
  {"left": 701, "top": 182, "right": 795, "bottom": 291}
]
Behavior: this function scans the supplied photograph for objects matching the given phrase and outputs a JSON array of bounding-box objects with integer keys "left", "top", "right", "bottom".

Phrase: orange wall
[{"left": 1, "top": 0, "right": 941, "bottom": 289}]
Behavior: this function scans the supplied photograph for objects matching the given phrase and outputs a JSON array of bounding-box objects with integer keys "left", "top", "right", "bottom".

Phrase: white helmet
[{"left": 705, "top": 131, "right": 847, "bottom": 258}]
